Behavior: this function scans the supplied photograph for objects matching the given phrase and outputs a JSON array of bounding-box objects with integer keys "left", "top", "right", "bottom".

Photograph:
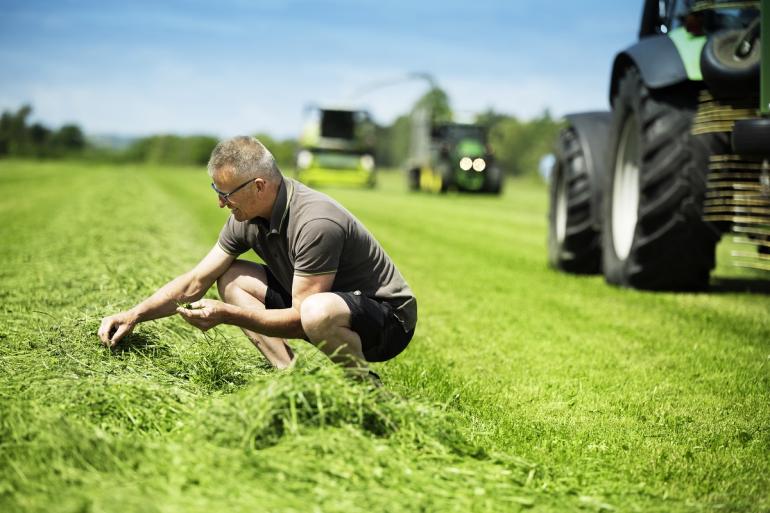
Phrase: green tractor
[
  {"left": 295, "top": 106, "right": 377, "bottom": 188},
  {"left": 407, "top": 108, "right": 502, "bottom": 194},
  {"left": 549, "top": 0, "right": 770, "bottom": 290}
]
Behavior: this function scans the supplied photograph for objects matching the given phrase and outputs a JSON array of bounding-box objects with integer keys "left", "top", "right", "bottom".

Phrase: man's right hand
[
  {"left": 98, "top": 312, "right": 137, "bottom": 348},
  {"left": 95, "top": 245, "right": 235, "bottom": 349}
]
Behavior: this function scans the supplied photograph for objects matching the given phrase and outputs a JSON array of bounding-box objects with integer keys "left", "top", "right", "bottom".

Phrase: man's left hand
[{"left": 176, "top": 299, "right": 231, "bottom": 332}]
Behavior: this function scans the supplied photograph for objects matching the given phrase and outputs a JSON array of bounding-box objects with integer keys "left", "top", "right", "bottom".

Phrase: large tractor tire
[
  {"left": 407, "top": 168, "right": 420, "bottom": 191},
  {"left": 483, "top": 164, "right": 503, "bottom": 194},
  {"left": 601, "top": 67, "right": 721, "bottom": 290},
  {"left": 547, "top": 125, "right": 602, "bottom": 274},
  {"left": 438, "top": 160, "right": 453, "bottom": 193}
]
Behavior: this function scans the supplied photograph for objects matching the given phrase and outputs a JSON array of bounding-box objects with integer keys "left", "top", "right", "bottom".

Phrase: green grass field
[{"left": 1, "top": 160, "right": 769, "bottom": 513}]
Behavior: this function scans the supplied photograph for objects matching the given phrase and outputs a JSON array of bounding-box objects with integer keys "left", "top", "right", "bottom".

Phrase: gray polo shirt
[{"left": 217, "top": 177, "right": 417, "bottom": 331}]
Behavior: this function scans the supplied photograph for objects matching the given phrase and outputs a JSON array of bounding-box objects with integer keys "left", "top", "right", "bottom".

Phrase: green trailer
[{"left": 549, "top": 0, "right": 770, "bottom": 289}]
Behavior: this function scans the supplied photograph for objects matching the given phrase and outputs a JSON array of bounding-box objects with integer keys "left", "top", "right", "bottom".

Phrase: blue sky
[{"left": 0, "top": 0, "right": 642, "bottom": 138}]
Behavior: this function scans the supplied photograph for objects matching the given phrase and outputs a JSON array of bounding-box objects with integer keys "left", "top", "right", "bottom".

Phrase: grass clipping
[{"left": 0, "top": 316, "right": 533, "bottom": 513}]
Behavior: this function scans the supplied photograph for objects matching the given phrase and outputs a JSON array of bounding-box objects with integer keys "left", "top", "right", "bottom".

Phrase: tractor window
[
  {"left": 430, "top": 124, "right": 486, "bottom": 143},
  {"left": 446, "top": 125, "right": 486, "bottom": 143},
  {"left": 701, "top": 7, "right": 759, "bottom": 32},
  {"left": 668, "top": 0, "right": 758, "bottom": 33},
  {"left": 667, "top": 0, "right": 693, "bottom": 30},
  {"left": 430, "top": 125, "right": 447, "bottom": 139},
  {"left": 320, "top": 110, "right": 355, "bottom": 140}
]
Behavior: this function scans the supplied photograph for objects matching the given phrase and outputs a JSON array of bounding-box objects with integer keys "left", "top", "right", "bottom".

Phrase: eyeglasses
[{"left": 211, "top": 178, "right": 254, "bottom": 203}]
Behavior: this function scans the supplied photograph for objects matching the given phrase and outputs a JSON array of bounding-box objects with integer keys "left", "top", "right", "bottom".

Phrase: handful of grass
[{"left": 177, "top": 302, "right": 204, "bottom": 310}]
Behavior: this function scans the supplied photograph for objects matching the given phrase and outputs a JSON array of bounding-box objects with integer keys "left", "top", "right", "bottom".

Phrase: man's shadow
[{"left": 710, "top": 277, "right": 770, "bottom": 294}]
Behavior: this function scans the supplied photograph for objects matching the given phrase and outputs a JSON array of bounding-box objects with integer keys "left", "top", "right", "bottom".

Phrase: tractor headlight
[
  {"left": 360, "top": 154, "right": 375, "bottom": 171},
  {"left": 297, "top": 150, "right": 313, "bottom": 169},
  {"left": 472, "top": 158, "right": 486, "bottom": 172},
  {"left": 459, "top": 157, "right": 473, "bottom": 171}
]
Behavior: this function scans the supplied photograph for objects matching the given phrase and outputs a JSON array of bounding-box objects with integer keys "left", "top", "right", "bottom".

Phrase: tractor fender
[
  {"left": 609, "top": 35, "right": 689, "bottom": 106},
  {"left": 562, "top": 111, "right": 612, "bottom": 229}
]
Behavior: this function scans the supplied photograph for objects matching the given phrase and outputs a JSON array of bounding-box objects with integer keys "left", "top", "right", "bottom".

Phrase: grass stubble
[{"left": 0, "top": 160, "right": 768, "bottom": 512}]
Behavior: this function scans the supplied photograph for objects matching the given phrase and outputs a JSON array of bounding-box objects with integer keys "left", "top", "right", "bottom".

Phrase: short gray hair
[{"left": 207, "top": 136, "right": 281, "bottom": 182}]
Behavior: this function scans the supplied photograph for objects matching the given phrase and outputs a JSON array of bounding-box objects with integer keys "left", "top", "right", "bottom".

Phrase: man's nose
[{"left": 218, "top": 196, "right": 226, "bottom": 208}]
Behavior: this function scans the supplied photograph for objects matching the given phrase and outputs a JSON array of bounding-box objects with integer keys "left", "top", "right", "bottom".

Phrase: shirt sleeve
[
  {"left": 293, "top": 218, "right": 345, "bottom": 275},
  {"left": 217, "top": 215, "right": 249, "bottom": 256}
]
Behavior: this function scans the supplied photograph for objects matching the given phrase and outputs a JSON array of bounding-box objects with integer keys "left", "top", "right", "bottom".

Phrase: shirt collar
[{"left": 266, "top": 177, "right": 293, "bottom": 235}]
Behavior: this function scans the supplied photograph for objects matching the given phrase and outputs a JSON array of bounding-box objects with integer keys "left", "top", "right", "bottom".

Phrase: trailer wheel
[
  {"left": 547, "top": 126, "right": 601, "bottom": 273},
  {"left": 438, "top": 161, "right": 452, "bottom": 193},
  {"left": 601, "top": 67, "right": 721, "bottom": 290},
  {"left": 408, "top": 168, "right": 420, "bottom": 191},
  {"left": 484, "top": 165, "right": 503, "bottom": 194}
]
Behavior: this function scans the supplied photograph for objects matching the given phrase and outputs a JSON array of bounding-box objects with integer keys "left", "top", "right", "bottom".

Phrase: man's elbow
[{"left": 183, "top": 274, "right": 210, "bottom": 300}]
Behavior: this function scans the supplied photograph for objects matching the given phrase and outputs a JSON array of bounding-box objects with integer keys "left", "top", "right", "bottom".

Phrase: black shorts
[
  {"left": 264, "top": 268, "right": 294, "bottom": 310},
  {"left": 264, "top": 268, "right": 415, "bottom": 362}
]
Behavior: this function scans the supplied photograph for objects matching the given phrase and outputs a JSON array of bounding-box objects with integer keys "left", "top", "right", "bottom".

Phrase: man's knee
[
  {"left": 217, "top": 260, "right": 266, "bottom": 303},
  {"left": 300, "top": 293, "right": 348, "bottom": 341}
]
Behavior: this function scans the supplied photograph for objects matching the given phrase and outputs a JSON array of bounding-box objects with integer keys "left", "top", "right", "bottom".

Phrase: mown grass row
[
  {"left": 1, "top": 160, "right": 768, "bottom": 512},
  {"left": 0, "top": 162, "right": 550, "bottom": 512}
]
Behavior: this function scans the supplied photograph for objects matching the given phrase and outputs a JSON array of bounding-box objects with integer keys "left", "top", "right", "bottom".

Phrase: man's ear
[{"left": 254, "top": 178, "right": 266, "bottom": 193}]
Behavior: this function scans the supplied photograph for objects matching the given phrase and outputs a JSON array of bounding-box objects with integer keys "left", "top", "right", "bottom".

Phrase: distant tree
[
  {"left": 475, "top": 108, "right": 508, "bottom": 130},
  {"left": 29, "top": 123, "right": 52, "bottom": 157},
  {"left": 124, "top": 134, "right": 218, "bottom": 166},
  {"left": 253, "top": 133, "right": 298, "bottom": 171},
  {"left": 488, "top": 116, "right": 525, "bottom": 174},
  {"left": 413, "top": 87, "right": 452, "bottom": 124},
  {"left": 375, "top": 114, "right": 411, "bottom": 168},
  {"left": 51, "top": 124, "right": 86, "bottom": 153},
  {"left": 0, "top": 113, "right": 9, "bottom": 155},
  {"left": 0, "top": 105, "right": 33, "bottom": 156},
  {"left": 488, "top": 109, "right": 563, "bottom": 176},
  {"left": 186, "top": 135, "right": 219, "bottom": 166},
  {"left": 0, "top": 105, "right": 88, "bottom": 159},
  {"left": 371, "top": 87, "right": 453, "bottom": 169},
  {"left": 123, "top": 136, "right": 153, "bottom": 162}
]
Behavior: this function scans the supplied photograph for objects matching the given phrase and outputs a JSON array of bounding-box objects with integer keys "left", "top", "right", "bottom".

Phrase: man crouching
[{"left": 98, "top": 136, "right": 417, "bottom": 382}]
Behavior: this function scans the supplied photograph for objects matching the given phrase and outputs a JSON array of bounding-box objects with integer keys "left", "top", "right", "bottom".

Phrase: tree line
[
  {"left": 1, "top": 97, "right": 563, "bottom": 178},
  {"left": 0, "top": 105, "right": 86, "bottom": 158},
  {"left": 375, "top": 88, "right": 563, "bottom": 177},
  {"left": 0, "top": 105, "right": 299, "bottom": 169}
]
